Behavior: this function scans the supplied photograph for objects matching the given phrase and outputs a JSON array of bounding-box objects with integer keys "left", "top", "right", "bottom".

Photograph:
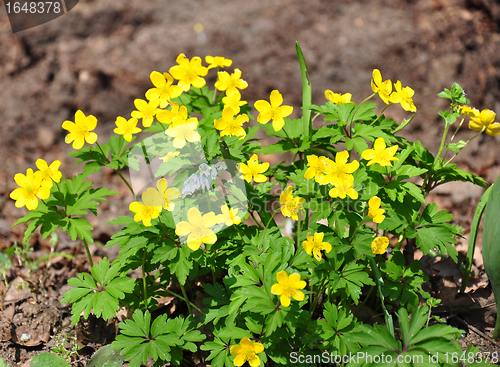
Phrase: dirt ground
[{"left": 1, "top": 0, "right": 500, "bottom": 365}]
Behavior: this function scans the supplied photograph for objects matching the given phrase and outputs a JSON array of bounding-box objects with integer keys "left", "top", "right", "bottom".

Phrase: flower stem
[
  {"left": 142, "top": 250, "right": 148, "bottom": 309},
  {"left": 82, "top": 239, "right": 93, "bottom": 267},
  {"left": 370, "top": 257, "right": 394, "bottom": 337},
  {"left": 163, "top": 288, "right": 202, "bottom": 313},
  {"left": 177, "top": 276, "right": 193, "bottom": 315}
]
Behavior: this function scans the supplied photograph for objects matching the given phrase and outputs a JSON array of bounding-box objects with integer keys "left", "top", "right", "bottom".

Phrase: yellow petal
[
  {"left": 276, "top": 270, "right": 288, "bottom": 285},
  {"left": 373, "top": 138, "right": 386, "bottom": 151}
]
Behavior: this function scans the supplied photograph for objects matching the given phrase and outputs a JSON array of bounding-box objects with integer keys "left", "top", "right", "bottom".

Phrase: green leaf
[
  {"left": 88, "top": 345, "right": 124, "bottom": 367},
  {"left": 30, "top": 352, "right": 71, "bottom": 367}
]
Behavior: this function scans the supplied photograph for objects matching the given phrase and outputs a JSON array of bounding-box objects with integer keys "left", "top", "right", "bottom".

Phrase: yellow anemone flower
[
  {"left": 175, "top": 207, "right": 217, "bottom": 251},
  {"left": 325, "top": 90, "right": 354, "bottom": 104},
  {"left": 389, "top": 81, "right": 417, "bottom": 112},
  {"left": 214, "top": 107, "right": 248, "bottom": 140},
  {"left": 328, "top": 174, "right": 358, "bottom": 200},
  {"left": 165, "top": 120, "right": 201, "bottom": 149},
  {"left": 271, "top": 271, "right": 307, "bottom": 307},
  {"left": 371, "top": 69, "right": 392, "bottom": 105},
  {"left": 279, "top": 186, "right": 305, "bottom": 221},
  {"left": 35, "top": 159, "right": 62, "bottom": 186},
  {"left": 304, "top": 155, "right": 328, "bottom": 182},
  {"left": 205, "top": 56, "right": 232, "bottom": 70},
  {"left": 10, "top": 168, "right": 51, "bottom": 211},
  {"left": 113, "top": 116, "right": 142, "bottom": 142},
  {"left": 303, "top": 232, "right": 332, "bottom": 261},
  {"left": 361, "top": 138, "right": 399, "bottom": 167},
  {"left": 254, "top": 90, "right": 293, "bottom": 131},
  {"left": 216, "top": 204, "right": 241, "bottom": 226},
  {"left": 238, "top": 154, "right": 269, "bottom": 183},
  {"left": 145, "top": 71, "right": 183, "bottom": 108},
  {"left": 131, "top": 98, "right": 160, "bottom": 128},
  {"left": 62, "top": 110, "right": 98, "bottom": 150},
  {"left": 230, "top": 338, "right": 264, "bottom": 367},
  {"left": 368, "top": 196, "right": 385, "bottom": 224},
  {"left": 372, "top": 236, "right": 390, "bottom": 255},
  {"left": 222, "top": 89, "right": 247, "bottom": 114},
  {"left": 129, "top": 188, "right": 163, "bottom": 227},
  {"left": 468, "top": 109, "right": 500, "bottom": 136},
  {"left": 319, "top": 150, "right": 359, "bottom": 185},
  {"left": 156, "top": 178, "right": 180, "bottom": 211},
  {"left": 214, "top": 69, "right": 248, "bottom": 95},
  {"left": 169, "top": 54, "right": 208, "bottom": 91}
]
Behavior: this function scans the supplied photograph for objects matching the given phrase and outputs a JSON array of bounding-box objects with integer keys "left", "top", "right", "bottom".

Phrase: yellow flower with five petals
[
  {"left": 230, "top": 338, "right": 264, "bottom": 367},
  {"left": 328, "top": 175, "right": 358, "bottom": 200},
  {"left": 303, "top": 232, "right": 332, "bottom": 261},
  {"left": 361, "top": 138, "right": 399, "bottom": 167},
  {"left": 468, "top": 109, "right": 500, "bottom": 136},
  {"left": 254, "top": 90, "right": 293, "bottom": 131},
  {"left": 368, "top": 196, "right": 385, "bottom": 224},
  {"left": 325, "top": 90, "right": 354, "bottom": 104},
  {"left": 35, "top": 159, "right": 62, "bottom": 186},
  {"left": 389, "top": 81, "right": 417, "bottom": 112},
  {"left": 222, "top": 89, "right": 247, "bottom": 114},
  {"left": 156, "top": 178, "right": 180, "bottom": 211},
  {"left": 129, "top": 188, "right": 163, "bottom": 227},
  {"left": 175, "top": 207, "right": 218, "bottom": 251},
  {"left": 215, "top": 69, "right": 248, "bottom": 95},
  {"left": 319, "top": 151, "right": 359, "bottom": 185},
  {"left": 62, "top": 110, "right": 98, "bottom": 150},
  {"left": 114, "top": 116, "right": 142, "bottom": 142},
  {"left": 304, "top": 155, "right": 328, "bottom": 183},
  {"left": 131, "top": 98, "right": 160, "bottom": 128},
  {"left": 371, "top": 236, "right": 389, "bottom": 255},
  {"left": 145, "top": 71, "right": 183, "bottom": 108},
  {"left": 216, "top": 204, "right": 241, "bottom": 226},
  {"left": 371, "top": 69, "right": 392, "bottom": 105},
  {"left": 271, "top": 270, "right": 306, "bottom": 307},
  {"left": 165, "top": 120, "right": 201, "bottom": 149},
  {"left": 214, "top": 107, "right": 248, "bottom": 140},
  {"left": 205, "top": 56, "right": 232, "bottom": 70},
  {"left": 10, "top": 168, "right": 51, "bottom": 211},
  {"left": 169, "top": 54, "right": 208, "bottom": 91},
  {"left": 279, "top": 186, "right": 305, "bottom": 221},
  {"left": 238, "top": 154, "right": 269, "bottom": 183}
]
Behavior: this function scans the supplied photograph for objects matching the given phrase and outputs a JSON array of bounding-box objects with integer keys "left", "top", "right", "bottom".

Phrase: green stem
[
  {"left": 142, "top": 250, "right": 148, "bottom": 309},
  {"left": 393, "top": 234, "right": 405, "bottom": 252},
  {"left": 296, "top": 42, "right": 312, "bottom": 147},
  {"left": 369, "top": 103, "right": 392, "bottom": 126},
  {"left": 370, "top": 257, "right": 394, "bottom": 337},
  {"left": 82, "top": 240, "right": 93, "bottom": 267},
  {"left": 444, "top": 129, "right": 483, "bottom": 167},
  {"left": 163, "top": 288, "right": 202, "bottom": 313},
  {"left": 433, "top": 121, "right": 451, "bottom": 170},
  {"left": 178, "top": 277, "right": 193, "bottom": 315},
  {"left": 309, "top": 279, "right": 328, "bottom": 315}
]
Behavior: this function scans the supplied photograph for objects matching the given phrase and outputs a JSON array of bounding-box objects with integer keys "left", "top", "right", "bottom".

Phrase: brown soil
[{"left": 1, "top": 0, "right": 500, "bottom": 365}]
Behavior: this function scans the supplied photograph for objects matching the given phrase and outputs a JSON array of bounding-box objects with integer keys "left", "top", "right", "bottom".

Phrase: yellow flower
[
  {"left": 214, "top": 69, "right": 248, "bottom": 95},
  {"left": 303, "top": 232, "right": 332, "bottom": 261},
  {"left": 460, "top": 105, "right": 480, "bottom": 118},
  {"left": 175, "top": 207, "right": 218, "bottom": 251},
  {"left": 238, "top": 154, "right": 269, "bottom": 183},
  {"left": 35, "top": 159, "right": 62, "bottom": 186},
  {"left": 10, "top": 168, "right": 51, "bottom": 211},
  {"left": 160, "top": 151, "right": 180, "bottom": 163},
  {"left": 165, "top": 120, "right": 201, "bottom": 149},
  {"left": 156, "top": 178, "right": 180, "bottom": 211},
  {"left": 145, "top": 71, "right": 183, "bottom": 108},
  {"left": 371, "top": 69, "right": 392, "bottom": 105},
  {"left": 368, "top": 196, "right": 385, "bottom": 224},
  {"left": 113, "top": 116, "right": 142, "bottom": 142},
  {"left": 361, "top": 138, "right": 399, "bottom": 167},
  {"left": 279, "top": 186, "right": 305, "bottom": 221},
  {"left": 169, "top": 54, "right": 208, "bottom": 91},
  {"left": 62, "top": 110, "right": 98, "bottom": 150},
  {"left": 325, "top": 90, "right": 354, "bottom": 104},
  {"left": 131, "top": 98, "right": 160, "bottom": 128},
  {"left": 319, "top": 151, "right": 359, "bottom": 185},
  {"left": 222, "top": 89, "right": 247, "bottom": 114},
  {"left": 214, "top": 107, "right": 248, "bottom": 140},
  {"left": 304, "top": 155, "right": 328, "bottom": 182},
  {"left": 371, "top": 236, "right": 389, "bottom": 255},
  {"left": 254, "top": 90, "right": 293, "bottom": 131},
  {"left": 271, "top": 270, "right": 306, "bottom": 307},
  {"left": 230, "top": 338, "right": 264, "bottom": 367},
  {"left": 205, "top": 55, "right": 232, "bottom": 70},
  {"left": 468, "top": 109, "right": 500, "bottom": 136},
  {"left": 217, "top": 204, "right": 241, "bottom": 226},
  {"left": 129, "top": 188, "right": 162, "bottom": 227},
  {"left": 389, "top": 81, "right": 417, "bottom": 112},
  {"left": 328, "top": 175, "right": 358, "bottom": 200}
]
